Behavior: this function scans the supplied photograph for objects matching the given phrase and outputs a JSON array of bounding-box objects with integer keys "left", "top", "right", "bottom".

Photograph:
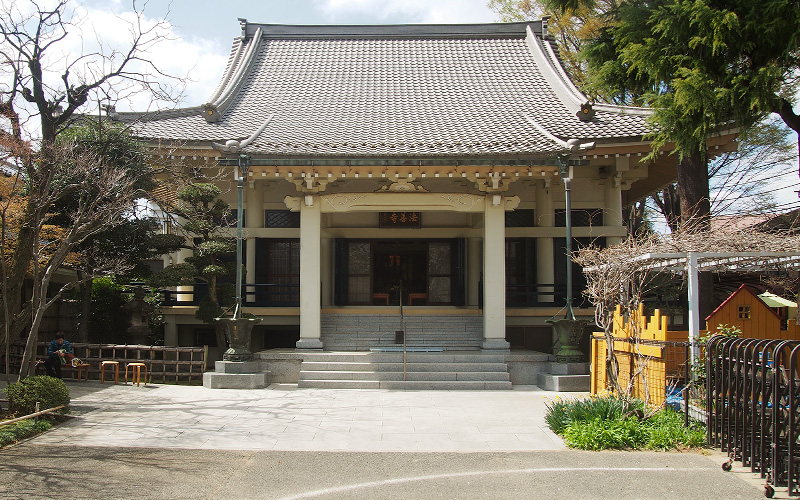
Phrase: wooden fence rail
[
  {"left": 5, "top": 342, "right": 208, "bottom": 384},
  {"left": 592, "top": 301, "right": 800, "bottom": 408}
]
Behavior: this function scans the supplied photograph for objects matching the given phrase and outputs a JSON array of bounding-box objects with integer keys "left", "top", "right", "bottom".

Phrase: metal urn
[
  {"left": 548, "top": 317, "right": 588, "bottom": 363},
  {"left": 216, "top": 316, "right": 261, "bottom": 362}
]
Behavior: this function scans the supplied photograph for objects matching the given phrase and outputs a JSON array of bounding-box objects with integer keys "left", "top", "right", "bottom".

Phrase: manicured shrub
[
  {"left": 562, "top": 416, "right": 645, "bottom": 450},
  {"left": 4, "top": 376, "right": 70, "bottom": 415},
  {"left": 545, "top": 393, "right": 706, "bottom": 451},
  {"left": 0, "top": 420, "right": 52, "bottom": 447},
  {"left": 544, "top": 393, "right": 640, "bottom": 435}
]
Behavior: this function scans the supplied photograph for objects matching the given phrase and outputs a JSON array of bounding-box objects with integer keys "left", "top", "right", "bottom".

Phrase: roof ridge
[
  {"left": 116, "top": 107, "right": 203, "bottom": 123},
  {"left": 239, "top": 21, "right": 543, "bottom": 40},
  {"left": 202, "top": 27, "right": 263, "bottom": 122},
  {"left": 205, "top": 37, "right": 245, "bottom": 108}
]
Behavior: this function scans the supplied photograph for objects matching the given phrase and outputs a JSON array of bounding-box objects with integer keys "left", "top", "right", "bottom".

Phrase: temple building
[{"left": 124, "top": 19, "right": 736, "bottom": 384}]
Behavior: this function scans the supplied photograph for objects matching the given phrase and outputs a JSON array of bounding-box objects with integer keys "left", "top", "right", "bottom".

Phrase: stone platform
[{"left": 202, "top": 360, "right": 269, "bottom": 389}]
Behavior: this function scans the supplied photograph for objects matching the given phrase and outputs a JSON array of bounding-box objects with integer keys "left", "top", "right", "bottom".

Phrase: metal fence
[{"left": 706, "top": 335, "right": 800, "bottom": 497}]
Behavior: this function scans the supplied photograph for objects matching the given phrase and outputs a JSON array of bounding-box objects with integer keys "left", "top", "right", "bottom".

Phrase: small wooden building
[{"left": 706, "top": 284, "right": 786, "bottom": 339}]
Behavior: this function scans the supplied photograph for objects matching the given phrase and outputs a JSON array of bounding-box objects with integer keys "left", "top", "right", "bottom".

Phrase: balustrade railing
[
  {"left": 504, "top": 283, "right": 585, "bottom": 308},
  {"left": 161, "top": 283, "right": 300, "bottom": 307},
  {"left": 161, "top": 282, "right": 583, "bottom": 309}
]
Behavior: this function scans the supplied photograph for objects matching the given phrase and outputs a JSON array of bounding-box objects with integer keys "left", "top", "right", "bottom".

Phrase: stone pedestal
[
  {"left": 202, "top": 360, "right": 270, "bottom": 389},
  {"left": 482, "top": 339, "right": 511, "bottom": 350},
  {"left": 537, "top": 362, "right": 590, "bottom": 392},
  {"left": 296, "top": 338, "right": 324, "bottom": 349}
]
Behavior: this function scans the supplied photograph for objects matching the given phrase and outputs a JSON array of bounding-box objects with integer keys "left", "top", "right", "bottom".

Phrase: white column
[
  {"left": 687, "top": 252, "right": 700, "bottom": 369},
  {"left": 536, "top": 180, "right": 555, "bottom": 304},
  {"left": 605, "top": 180, "right": 624, "bottom": 246},
  {"left": 482, "top": 195, "right": 510, "bottom": 349},
  {"left": 297, "top": 195, "right": 323, "bottom": 349},
  {"left": 320, "top": 237, "right": 332, "bottom": 307},
  {"left": 467, "top": 237, "right": 482, "bottom": 307},
  {"left": 245, "top": 182, "right": 262, "bottom": 303}
]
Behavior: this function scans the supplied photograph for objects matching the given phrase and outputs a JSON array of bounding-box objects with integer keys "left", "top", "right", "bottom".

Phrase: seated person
[{"left": 44, "top": 332, "right": 73, "bottom": 379}]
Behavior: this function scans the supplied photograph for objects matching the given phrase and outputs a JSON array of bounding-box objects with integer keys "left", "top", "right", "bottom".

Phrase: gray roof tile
[{"left": 128, "top": 22, "right": 650, "bottom": 158}]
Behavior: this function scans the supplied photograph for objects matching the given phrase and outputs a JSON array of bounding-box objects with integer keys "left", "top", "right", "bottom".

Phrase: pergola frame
[{"left": 626, "top": 251, "right": 800, "bottom": 365}]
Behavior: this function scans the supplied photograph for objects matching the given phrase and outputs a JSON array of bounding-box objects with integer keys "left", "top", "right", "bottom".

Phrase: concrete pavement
[
  {"left": 0, "top": 380, "right": 767, "bottom": 499},
  {"left": 0, "top": 446, "right": 765, "bottom": 500},
  {"left": 9, "top": 380, "right": 567, "bottom": 451}
]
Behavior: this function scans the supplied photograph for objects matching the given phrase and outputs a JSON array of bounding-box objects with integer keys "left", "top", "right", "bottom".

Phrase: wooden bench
[{"left": 35, "top": 359, "right": 90, "bottom": 381}]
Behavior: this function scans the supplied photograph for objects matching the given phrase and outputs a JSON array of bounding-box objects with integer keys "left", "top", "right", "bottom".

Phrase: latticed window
[
  {"left": 427, "top": 241, "right": 451, "bottom": 303},
  {"left": 505, "top": 209, "right": 536, "bottom": 228},
  {"left": 266, "top": 240, "right": 300, "bottom": 304},
  {"left": 554, "top": 209, "right": 604, "bottom": 227},
  {"left": 738, "top": 306, "right": 751, "bottom": 319},
  {"left": 347, "top": 242, "right": 371, "bottom": 304},
  {"left": 265, "top": 210, "right": 300, "bottom": 228}
]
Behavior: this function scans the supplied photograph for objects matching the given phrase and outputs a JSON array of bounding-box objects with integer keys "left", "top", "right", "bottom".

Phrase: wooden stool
[
  {"left": 372, "top": 293, "right": 390, "bottom": 305},
  {"left": 100, "top": 361, "right": 120, "bottom": 384},
  {"left": 408, "top": 293, "right": 427, "bottom": 305},
  {"left": 125, "top": 362, "right": 148, "bottom": 387},
  {"left": 74, "top": 363, "right": 90, "bottom": 382}
]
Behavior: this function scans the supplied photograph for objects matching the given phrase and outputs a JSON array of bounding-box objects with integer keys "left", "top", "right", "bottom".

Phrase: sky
[
  {"left": 6, "top": 0, "right": 799, "bottom": 215},
  {"left": 73, "top": 0, "right": 501, "bottom": 108}
]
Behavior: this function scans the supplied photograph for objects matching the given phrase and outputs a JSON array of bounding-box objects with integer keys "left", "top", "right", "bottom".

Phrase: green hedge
[{"left": 4, "top": 376, "right": 70, "bottom": 415}]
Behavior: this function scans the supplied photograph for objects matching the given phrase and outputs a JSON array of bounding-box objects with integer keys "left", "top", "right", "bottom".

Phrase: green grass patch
[
  {"left": 0, "top": 419, "right": 53, "bottom": 447},
  {"left": 546, "top": 394, "right": 706, "bottom": 451}
]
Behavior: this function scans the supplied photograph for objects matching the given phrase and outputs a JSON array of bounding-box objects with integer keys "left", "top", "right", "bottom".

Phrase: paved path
[
  {"left": 0, "top": 446, "right": 764, "bottom": 500},
  {"left": 14, "top": 381, "right": 567, "bottom": 451},
  {"left": 0, "top": 381, "right": 768, "bottom": 499}
]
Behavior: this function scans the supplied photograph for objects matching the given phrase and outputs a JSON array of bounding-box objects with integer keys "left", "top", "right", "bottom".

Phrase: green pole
[
  {"left": 557, "top": 153, "right": 575, "bottom": 321},
  {"left": 234, "top": 154, "right": 250, "bottom": 319}
]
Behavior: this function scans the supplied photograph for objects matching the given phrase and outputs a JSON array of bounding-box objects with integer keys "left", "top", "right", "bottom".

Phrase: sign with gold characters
[{"left": 379, "top": 211, "right": 421, "bottom": 228}]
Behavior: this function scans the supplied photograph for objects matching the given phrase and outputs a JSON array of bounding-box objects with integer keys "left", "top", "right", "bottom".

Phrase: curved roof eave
[{"left": 525, "top": 25, "right": 654, "bottom": 122}]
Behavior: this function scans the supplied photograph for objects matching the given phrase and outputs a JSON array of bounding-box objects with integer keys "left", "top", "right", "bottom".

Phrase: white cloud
[
  {"left": 63, "top": 5, "right": 228, "bottom": 111},
  {"left": 314, "top": 0, "right": 497, "bottom": 23},
  {"left": 2, "top": 0, "right": 227, "bottom": 124}
]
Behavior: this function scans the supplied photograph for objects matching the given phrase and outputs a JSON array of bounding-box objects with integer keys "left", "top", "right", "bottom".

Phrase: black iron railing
[
  {"left": 505, "top": 283, "right": 586, "bottom": 308},
  {"left": 161, "top": 283, "right": 300, "bottom": 307},
  {"left": 162, "top": 282, "right": 585, "bottom": 309},
  {"left": 706, "top": 336, "right": 800, "bottom": 497}
]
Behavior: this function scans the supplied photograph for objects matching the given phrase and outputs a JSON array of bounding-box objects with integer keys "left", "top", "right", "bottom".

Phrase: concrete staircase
[
  {"left": 320, "top": 314, "right": 483, "bottom": 351},
  {"left": 297, "top": 351, "right": 512, "bottom": 390}
]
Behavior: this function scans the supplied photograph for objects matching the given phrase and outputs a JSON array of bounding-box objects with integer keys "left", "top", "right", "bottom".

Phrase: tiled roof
[{"left": 127, "top": 21, "right": 651, "bottom": 158}]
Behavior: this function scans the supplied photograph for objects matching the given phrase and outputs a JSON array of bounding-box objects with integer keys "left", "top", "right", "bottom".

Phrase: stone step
[
  {"left": 321, "top": 313, "right": 484, "bottom": 351},
  {"left": 297, "top": 380, "right": 381, "bottom": 389},
  {"left": 296, "top": 350, "right": 512, "bottom": 390},
  {"left": 299, "top": 370, "right": 511, "bottom": 382},
  {"left": 378, "top": 380, "right": 512, "bottom": 390},
  {"left": 298, "top": 379, "right": 512, "bottom": 390},
  {"left": 300, "top": 361, "right": 509, "bottom": 372},
  {"left": 300, "top": 352, "right": 507, "bottom": 363}
]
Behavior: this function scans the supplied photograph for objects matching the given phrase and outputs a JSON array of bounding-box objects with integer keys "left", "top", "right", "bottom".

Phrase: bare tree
[
  {"left": 575, "top": 222, "right": 800, "bottom": 397},
  {"left": 0, "top": 0, "right": 183, "bottom": 378}
]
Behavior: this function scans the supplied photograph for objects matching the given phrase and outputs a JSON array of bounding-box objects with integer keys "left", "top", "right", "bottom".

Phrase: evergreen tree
[{"left": 149, "top": 183, "right": 236, "bottom": 357}]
